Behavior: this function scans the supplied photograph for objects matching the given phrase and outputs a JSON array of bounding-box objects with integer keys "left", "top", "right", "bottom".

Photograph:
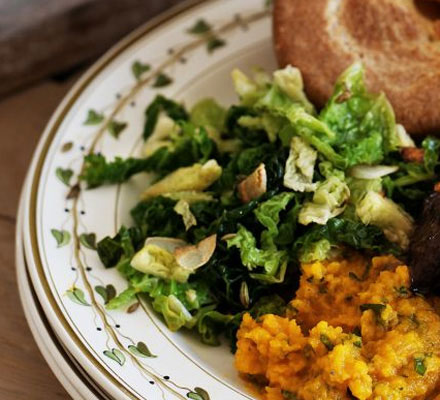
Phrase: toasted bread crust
[{"left": 274, "top": 0, "right": 440, "bottom": 135}]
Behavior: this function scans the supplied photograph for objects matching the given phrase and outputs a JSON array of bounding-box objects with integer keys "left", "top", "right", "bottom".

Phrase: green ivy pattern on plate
[{"left": 48, "top": 4, "right": 271, "bottom": 399}]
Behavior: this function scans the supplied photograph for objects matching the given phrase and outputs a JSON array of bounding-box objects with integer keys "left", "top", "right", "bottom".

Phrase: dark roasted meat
[{"left": 409, "top": 192, "right": 440, "bottom": 294}]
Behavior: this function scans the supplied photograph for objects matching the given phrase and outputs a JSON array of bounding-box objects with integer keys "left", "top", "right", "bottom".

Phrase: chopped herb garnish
[
  {"left": 131, "top": 61, "right": 151, "bottom": 80},
  {"left": 349, "top": 272, "right": 362, "bottom": 281},
  {"left": 187, "top": 19, "right": 212, "bottom": 34},
  {"left": 351, "top": 332, "right": 362, "bottom": 348},
  {"left": 395, "top": 286, "right": 410, "bottom": 297},
  {"left": 348, "top": 262, "right": 371, "bottom": 282},
  {"left": 409, "top": 313, "right": 420, "bottom": 327},
  {"left": 320, "top": 334, "right": 334, "bottom": 351},
  {"left": 143, "top": 94, "right": 188, "bottom": 140},
  {"left": 318, "top": 283, "right": 328, "bottom": 294},
  {"left": 286, "top": 303, "right": 298, "bottom": 317},
  {"left": 281, "top": 390, "right": 298, "bottom": 400},
  {"left": 303, "top": 344, "right": 314, "bottom": 358},
  {"left": 107, "top": 120, "right": 127, "bottom": 138},
  {"left": 153, "top": 73, "right": 173, "bottom": 88},
  {"left": 84, "top": 109, "right": 104, "bottom": 125},
  {"left": 353, "top": 326, "right": 362, "bottom": 337},
  {"left": 360, "top": 303, "right": 386, "bottom": 314},
  {"left": 246, "top": 373, "right": 268, "bottom": 388},
  {"left": 360, "top": 303, "right": 386, "bottom": 326},
  {"left": 414, "top": 357, "right": 426, "bottom": 376},
  {"left": 345, "top": 295, "right": 353, "bottom": 303}
]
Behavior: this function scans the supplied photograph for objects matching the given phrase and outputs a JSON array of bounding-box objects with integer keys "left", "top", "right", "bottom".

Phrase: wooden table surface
[
  {"left": 0, "top": 0, "right": 191, "bottom": 395},
  {"left": 0, "top": 2, "right": 185, "bottom": 398},
  {"left": 0, "top": 74, "right": 80, "bottom": 400}
]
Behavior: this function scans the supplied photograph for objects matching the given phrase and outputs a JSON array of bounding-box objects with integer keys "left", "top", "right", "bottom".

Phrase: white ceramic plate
[
  {"left": 16, "top": 175, "right": 110, "bottom": 400},
  {"left": 22, "top": 1, "right": 275, "bottom": 399}
]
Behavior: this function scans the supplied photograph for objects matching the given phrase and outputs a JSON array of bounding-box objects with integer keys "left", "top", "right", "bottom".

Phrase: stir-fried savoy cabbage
[{"left": 81, "top": 63, "right": 440, "bottom": 349}]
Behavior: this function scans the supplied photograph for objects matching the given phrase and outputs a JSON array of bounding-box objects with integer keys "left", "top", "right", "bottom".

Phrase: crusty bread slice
[{"left": 274, "top": 0, "right": 440, "bottom": 135}]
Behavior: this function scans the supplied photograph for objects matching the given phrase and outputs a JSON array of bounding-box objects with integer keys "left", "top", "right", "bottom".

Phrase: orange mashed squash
[{"left": 235, "top": 255, "right": 440, "bottom": 400}]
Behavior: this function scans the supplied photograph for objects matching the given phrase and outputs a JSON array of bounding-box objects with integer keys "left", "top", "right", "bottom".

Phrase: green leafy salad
[{"left": 80, "top": 63, "right": 440, "bottom": 349}]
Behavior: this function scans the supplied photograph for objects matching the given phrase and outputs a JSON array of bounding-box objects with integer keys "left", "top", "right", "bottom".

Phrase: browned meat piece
[
  {"left": 401, "top": 147, "right": 425, "bottom": 164},
  {"left": 408, "top": 192, "right": 440, "bottom": 294}
]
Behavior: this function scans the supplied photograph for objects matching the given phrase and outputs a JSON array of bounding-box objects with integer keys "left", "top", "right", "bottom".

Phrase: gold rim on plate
[{"left": 26, "top": 1, "right": 213, "bottom": 398}]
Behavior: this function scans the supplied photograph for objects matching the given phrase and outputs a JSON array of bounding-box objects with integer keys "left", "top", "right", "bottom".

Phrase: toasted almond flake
[
  {"left": 348, "top": 165, "right": 399, "bottom": 179},
  {"left": 144, "top": 237, "right": 187, "bottom": 253},
  {"left": 237, "top": 163, "right": 267, "bottom": 203},
  {"left": 174, "top": 234, "right": 217, "bottom": 271}
]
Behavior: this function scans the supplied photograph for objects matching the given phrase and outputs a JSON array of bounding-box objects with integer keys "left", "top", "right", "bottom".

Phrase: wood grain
[
  {"left": 0, "top": 75, "right": 81, "bottom": 399},
  {"left": 0, "top": 2, "right": 186, "bottom": 397},
  {"left": 0, "top": 0, "right": 182, "bottom": 97}
]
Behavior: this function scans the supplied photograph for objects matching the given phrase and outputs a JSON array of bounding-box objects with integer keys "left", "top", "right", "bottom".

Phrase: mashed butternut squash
[{"left": 235, "top": 255, "right": 440, "bottom": 400}]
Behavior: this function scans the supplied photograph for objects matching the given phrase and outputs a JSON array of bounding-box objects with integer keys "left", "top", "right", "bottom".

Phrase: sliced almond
[
  {"left": 348, "top": 164, "right": 399, "bottom": 179},
  {"left": 174, "top": 234, "right": 217, "bottom": 271},
  {"left": 237, "top": 163, "right": 267, "bottom": 203},
  {"left": 144, "top": 237, "right": 187, "bottom": 253}
]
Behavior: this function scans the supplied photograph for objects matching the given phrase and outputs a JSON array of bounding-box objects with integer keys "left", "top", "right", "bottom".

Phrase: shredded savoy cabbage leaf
[{"left": 79, "top": 63, "right": 440, "bottom": 348}]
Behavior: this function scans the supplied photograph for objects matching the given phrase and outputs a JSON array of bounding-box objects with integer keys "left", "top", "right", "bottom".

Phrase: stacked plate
[{"left": 16, "top": 0, "right": 275, "bottom": 399}]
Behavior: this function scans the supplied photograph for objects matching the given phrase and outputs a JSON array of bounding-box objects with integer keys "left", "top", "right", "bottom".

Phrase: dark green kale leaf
[
  {"left": 294, "top": 217, "right": 401, "bottom": 259},
  {"left": 131, "top": 197, "right": 186, "bottom": 239},
  {"left": 80, "top": 122, "right": 217, "bottom": 188},
  {"left": 212, "top": 143, "right": 287, "bottom": 194},
  {"left": 250, "top": 294, "right": 286, "bottom": 318},
  {"left": 144, "top": 122, "right": 216, "bottom": 179},
  {"left": 196, "top": 309, "right": 234, "bottom": 346},
  {"left": 223, "top": 295, "right": 286, "bottom": 352},
  {"left": 143, "top": 95, "right": 188, "bottom": 140},
  {"left": 422, "top": 136, "right": 440, "bottom": 174},
  {"left": 80, "top": 154, "right": 151, "bottom": 188},
  {"left": 275, "top": 199, "right": 303, "bottom": 246},
  {"left": 383, "top": 136, "right": 440, "bottom": 215},
  {"left": 97, "top": 226, "right": 144, "bottom": 270},
  {"left": 225, "top": 105, "right": 268, "bottom": 146}
]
